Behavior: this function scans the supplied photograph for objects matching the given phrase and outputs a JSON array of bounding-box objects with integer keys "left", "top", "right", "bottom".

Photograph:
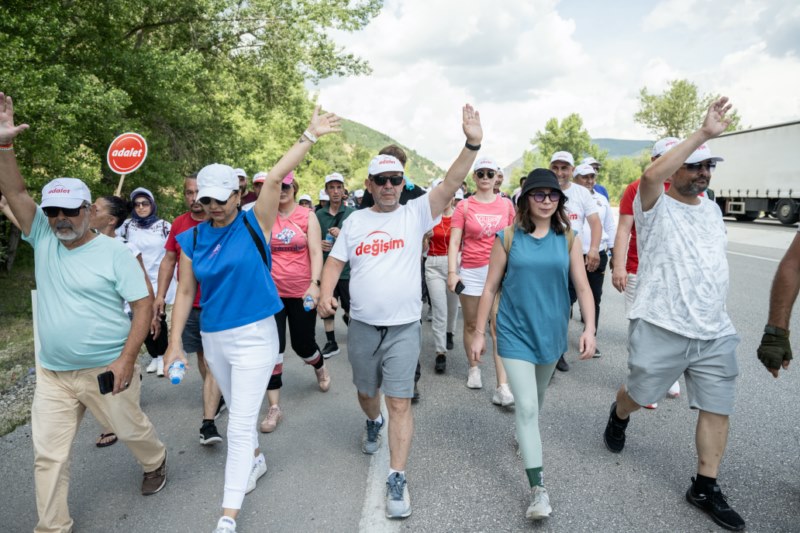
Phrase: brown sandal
[{"left": 96, "top": 432, "right": 118, "bottom": 448}]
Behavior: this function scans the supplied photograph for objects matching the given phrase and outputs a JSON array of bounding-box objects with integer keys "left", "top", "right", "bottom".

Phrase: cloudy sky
[{"left": 314, "top": 0, "right": 800, "bottom": 169}]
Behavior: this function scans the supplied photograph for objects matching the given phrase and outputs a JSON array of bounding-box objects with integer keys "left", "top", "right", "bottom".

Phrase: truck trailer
[{"left": 711, "top": 120, "right": 800, "bottom": 225}]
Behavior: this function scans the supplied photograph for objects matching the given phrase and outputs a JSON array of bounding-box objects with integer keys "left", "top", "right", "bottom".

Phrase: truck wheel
[
  {"left": 734, "top": 211, "right": 758, "bottom": 222},
  {"left": 776, "top": 199, "right": 799, "bottom": 225}
]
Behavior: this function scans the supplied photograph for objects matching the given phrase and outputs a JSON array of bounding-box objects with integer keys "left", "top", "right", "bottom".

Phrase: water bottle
[
  {"left": 168, "top": 361, "right": 186, "bottom": 384},
  {"left": 325, "top": 233, "right": 335, "bottom": 244},
  {"left": 303, "top": 295, "right": 315, "bottom": 312}
]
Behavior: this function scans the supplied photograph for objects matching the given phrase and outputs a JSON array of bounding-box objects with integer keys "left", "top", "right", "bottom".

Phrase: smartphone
[
  {"left": 97, "top": 371, "right": 115, "bottom": 395},
  {"left": 455, "top": 280, "right": 465, "bottom": 295}
]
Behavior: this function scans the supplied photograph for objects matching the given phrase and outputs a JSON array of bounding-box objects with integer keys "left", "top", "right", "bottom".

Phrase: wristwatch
[
  {"left": 764, "top": 325, "right": 789, "bottom": 337},
  {"left": 311, "top": 279, "right": 320, "bottom": 287}
]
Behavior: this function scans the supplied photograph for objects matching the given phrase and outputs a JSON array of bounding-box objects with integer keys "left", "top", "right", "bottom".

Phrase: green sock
[{"left": 525, "top": 467, "right": 543, "bottom": 487}]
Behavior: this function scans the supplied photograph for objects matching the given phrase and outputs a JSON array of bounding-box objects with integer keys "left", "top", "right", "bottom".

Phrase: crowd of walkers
[{"left": 1, "top": 89, "right": 789, "bottom": 533}]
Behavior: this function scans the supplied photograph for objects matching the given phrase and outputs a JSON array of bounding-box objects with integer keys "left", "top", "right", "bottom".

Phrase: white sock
[
  {"left": 371, "top": 414, "right": 383, "bottom": 425},
  {"left": 217, "top": 516, "right": 236, "bottom": 528},
  {"left": 388, "top": 469, "right": 405, "bottom": 479}
]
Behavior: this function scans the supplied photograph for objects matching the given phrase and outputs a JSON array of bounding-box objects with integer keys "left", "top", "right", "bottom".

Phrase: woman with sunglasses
[
  {"left": 164, "top": 107, "right": 340, "bottom": 533},
  {"left": 470, "top": 169, "right": 596, "bottom": 521},
  {"left": 117, "top": 187, "right": 173, "bottom": 377},
  {"left": 259, "top": 173, "right": 328, "bottom": 434},
  {"left": 448, "top": 157, "right": 515, "bottom": 404}
]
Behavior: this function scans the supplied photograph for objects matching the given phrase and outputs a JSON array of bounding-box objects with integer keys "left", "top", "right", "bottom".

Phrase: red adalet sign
[{"left": 107, "top": 132, "right": 148, "bottom": 175}]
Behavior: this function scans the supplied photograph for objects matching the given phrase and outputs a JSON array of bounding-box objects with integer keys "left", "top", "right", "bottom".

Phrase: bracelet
[
  {"left": 310, "top": 279, "right": 320, "bottom": 287},
  {"left": 465, "top": 141, "right": 481, "bottom": 151},
  {"left": 0, "top": 143, "right": 13, "bottom": 151},
  {"left": 302, "top": 130, "right": 318, "bottom": 144}
]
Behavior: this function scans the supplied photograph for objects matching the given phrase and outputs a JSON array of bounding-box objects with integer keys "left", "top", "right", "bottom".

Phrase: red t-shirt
[
  {"left": 451, "top": 195, "right": 515, "bottom": 268},
  {"left": 428, "top": 215, "right": 453, "bottom": 256},
  {"left": 165, "top": 212, "right": 205, "bottom": 308}
]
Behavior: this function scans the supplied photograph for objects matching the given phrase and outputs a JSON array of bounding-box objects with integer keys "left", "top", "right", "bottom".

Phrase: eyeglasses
[
  {"left": 683, "top": 162, "right": 716, "bottom": 172},
  {"left": 198, "top": 191, "right": 237, "bottom": 205},
  {"left": 475, "top": 170, "right": 495, "bottom": 179},
  {"left": 133, "top": 200, "right": 151, "bottom": 208},
  {"left": 281, "top": 183, "right": 292, "bottom": 191},
  {"left": 371, "top": 175, "right": 404, "bottom": 186},
  {"left": 530, "top": 191, "right": 562, "bottom": 203},
  {"left": 42, "top": 205, "right": 87, "bottom": 218}
]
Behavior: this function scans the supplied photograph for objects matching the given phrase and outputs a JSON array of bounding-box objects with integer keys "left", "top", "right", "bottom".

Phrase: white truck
[{"left": 711, "top": 120, "right": 800, "bottom": 225}]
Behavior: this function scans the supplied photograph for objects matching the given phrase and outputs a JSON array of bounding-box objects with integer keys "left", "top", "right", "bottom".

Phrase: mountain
[
  {"left": 341, "top": 119, "right": 444, "bottom": 185},
  {"left": 502, "top": 137, "right": 652, "bottom": 176}
]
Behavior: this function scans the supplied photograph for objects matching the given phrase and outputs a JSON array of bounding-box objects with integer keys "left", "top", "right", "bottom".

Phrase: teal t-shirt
[
  {"left": 22, "top": 209, "right": 149, "bottom": 371},
  {"left": 495, "top": 227, "right": 571, "bottom": 365}
]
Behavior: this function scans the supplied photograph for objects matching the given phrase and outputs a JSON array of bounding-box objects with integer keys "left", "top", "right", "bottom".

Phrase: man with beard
[{"left": 153, "top": 173, "right": 225, "bottom": 446}]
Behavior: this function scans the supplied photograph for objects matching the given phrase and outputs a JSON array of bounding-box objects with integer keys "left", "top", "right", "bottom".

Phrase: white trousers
[
  {"left": 201, "top": 316, "right": 279, "bottom": 510},
  {"left": 425, "top": 255, "right": 460, "bottom": 353}
]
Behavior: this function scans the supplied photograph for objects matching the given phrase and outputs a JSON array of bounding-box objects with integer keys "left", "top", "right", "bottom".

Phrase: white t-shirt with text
[{"left": 562, "top": 183, "right": 598, "bottom": 239}]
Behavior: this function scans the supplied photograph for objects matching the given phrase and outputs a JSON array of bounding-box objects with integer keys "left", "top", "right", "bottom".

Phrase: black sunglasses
[
  {"left": 530, "top": 191, "right": 562, "bottom": 203},
  {"left": 683, "top": 162, "right": 716, "bottom": 172},
  {"left": 133, "top": 200, "right": 151, "bottom": 208},
  {"left": 42, "top": 205, "right": 87, "bottom": 218},
  {"left": 371, "top": 175, "right": 404, "bottom": 186},
  {"left": 281, "top": 183, "right": 293, "bottom": 190},
  {"left": 475, "top": 170, "right": 496, "bottom": 179},
  {"left": 198, "top": 191, "right": 237, "bottom": 205}
]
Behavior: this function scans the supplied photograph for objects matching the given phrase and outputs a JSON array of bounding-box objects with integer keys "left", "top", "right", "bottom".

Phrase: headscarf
[{"left": 130, "top": 187, "right": 159, "bottom": 228}]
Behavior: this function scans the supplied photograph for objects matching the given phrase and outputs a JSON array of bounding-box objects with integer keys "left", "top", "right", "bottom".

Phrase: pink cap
[{"left": 282, "top": 171, "right": 295, "bottom": 185}]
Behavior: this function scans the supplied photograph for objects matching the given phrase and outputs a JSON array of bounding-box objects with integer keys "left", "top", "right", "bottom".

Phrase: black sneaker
[
  {"left": 200, "top": 420, "right": 222, "bottom": 446},
  {"left": 434, "top": 354, "right": 446, "bottom": 374},
  {"left": 214, "top": 397, "right": 227, "bottom": 420},
  {"left": 412, "top": 384, "right": 420, "bottom": 403},
  {"left": 321, "top": 341, "right": 340, "bottom": 359},
  {"left": 686, "top": 478, "right": 745, "bottom": 531},
  {"left": 555, "top": 355, "right": 570, "bottom": 372},
  {"left": 593, "top": 347, "right": 602, "bottom": 358},
  {"left": 603, "top": 401, "right": 628, "bottom": 453},
  {"left": 446, "top": 332, "right": 454, "bottom": 350}
]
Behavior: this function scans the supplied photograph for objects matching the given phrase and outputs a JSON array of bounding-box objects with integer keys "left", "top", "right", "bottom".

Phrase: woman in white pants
[{"left": 165, "top": 108, "right": 340, "bottom": 533}]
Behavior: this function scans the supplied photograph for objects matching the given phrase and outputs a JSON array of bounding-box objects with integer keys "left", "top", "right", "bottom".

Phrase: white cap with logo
[
  {"left": 685, "top": 143, "right": 724, "bottom": 164},
  {"left": 324, "top": 172, "right": 345, "bottom": 184},
  {"left": 473, "top": 157, "right": 499, "bottom": 172},
  {"left": 582, "top": 156, "right": 601, "bottom": 167},
  {"left": 298, "top": 194, "right": 312, "bottom": 203},
  {"left": 368, "top": 155, "right": 404, "bottom": 175},
  {"left": 197, "top": 163, "right": 239, "bottom": 202},
  {"left": 252, "top": 171, "right": 268, "bottom": 184},
  {"left": 573, "top": 163, "right": 597, "bottom": 177},
  {"left": 550, "top": 151, "right": 575, "bottom": 166},
  {"left": 233, "top": 168, "right": 247, "bottom": 179},
  {"left": 40, "top": 178, "right": 92, "bottom": 209},
  {"left": 651, "top": 137, "right": 680, "bottom": 158}
]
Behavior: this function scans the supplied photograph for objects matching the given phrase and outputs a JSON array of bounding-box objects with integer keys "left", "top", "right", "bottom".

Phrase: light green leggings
[{"left": 503, "top": 357, "right": 558, "bottom": 487}]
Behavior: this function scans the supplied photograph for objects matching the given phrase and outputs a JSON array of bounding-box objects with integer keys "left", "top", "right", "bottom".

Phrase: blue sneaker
[
  {"left": 385, "top": 472, "right": 412, "bottom": 518},
  {"left": 361, "top": 418, "right": 383, "bottom": 455}
]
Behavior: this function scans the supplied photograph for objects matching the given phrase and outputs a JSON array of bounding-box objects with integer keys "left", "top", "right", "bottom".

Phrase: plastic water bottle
[
  {"left": 325, "top": 233, "right": 335, "bottom": 244},
  {"left": 168, "top": 361, "right": 186, "bottom": 384},
  {"left": 303, "top": 295, "right": 315, "bottom": 312}
]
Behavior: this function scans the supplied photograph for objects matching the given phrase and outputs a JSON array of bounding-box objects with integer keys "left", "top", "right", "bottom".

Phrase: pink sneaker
[
  {"left": 644, "top": 403, "right": 658, "bottom": 410},
  {"left": 315, "top": 364, "right": 331, "bottom": 392}
]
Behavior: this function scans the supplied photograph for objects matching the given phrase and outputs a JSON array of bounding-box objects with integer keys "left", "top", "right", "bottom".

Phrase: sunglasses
[
  {"left": 133, "top": 200, "right": 151, "bottom": 208},
  {"left": 281, "top": 183, "right": 293, "bottom": 191},
  {"left": 371, "top": 175, "right": 404, "bottom": 186},
  {"left": 42, "top": 205, "right": 87, "bottom": 218},
  {"left": 198, "top": 191, "right": 237, "bottom": 205},
  {"left": 683, "top": 162, "right": 716, "bottom": 172},
  {"left": 530, "top": 191, "right": 562, "bottom": 203},
  {"left": 475, "top": 170, "right": 495, "bottom": 179}
]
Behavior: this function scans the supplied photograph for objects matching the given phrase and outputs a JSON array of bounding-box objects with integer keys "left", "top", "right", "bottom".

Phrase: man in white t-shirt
[
  {"left": 602, "top": 97, "right": 746, "bottom": 532},
  {"left": 549, "top": 151, "right": 602, "bottom": 371},
  {"left": 319, "top": 105, "right": 484, "bottom": 520}
]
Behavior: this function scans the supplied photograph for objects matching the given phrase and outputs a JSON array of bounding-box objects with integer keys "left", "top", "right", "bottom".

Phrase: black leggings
[
  {"left": 268, "top": 297, "right": 322, "bottom": 390},
  {"left": 568, "top": 251, "right": 608, "bottom": 333}
]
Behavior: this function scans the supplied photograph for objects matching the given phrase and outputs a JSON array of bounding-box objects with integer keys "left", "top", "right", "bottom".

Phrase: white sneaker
[
  {"left": 644, "top": 403, "right": 658, "bottom": 409},
  {"left": 466, "top": 367, "right": 482, "bottom": 389},
  {"left": 245, "top": 455, "right": 267, "bottom": 494},
  {"left": 526, "top": 486, "right": 552, "bottom": 520},
  {"left": 213, "top": 516, "right": 236, "bottom": 533},
  {"left": 492, "top": 384, "right": 515, "bottom": 406},
  {"left": 156, "top": 356, "right": 165, "bottom": 377},
  {"left": 667, "top": 381, "right": 680, "bottom": 399},
  {"left": 146, "top": 358, "right": 158, "bottom": 373}
]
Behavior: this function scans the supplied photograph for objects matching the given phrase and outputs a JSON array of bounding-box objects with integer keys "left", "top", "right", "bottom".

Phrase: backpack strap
[
  {"left": 502, "top": 225, "right": 514, "bottom": 256},
  {"left": 243, "top": 214, "right": 270, "bottom": 270},
  {"left": 566, "top": 228, "right": 574, "bottom": 252}
]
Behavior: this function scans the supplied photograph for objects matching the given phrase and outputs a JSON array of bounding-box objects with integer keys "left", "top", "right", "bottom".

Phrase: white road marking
[
  {"left": 358, "top": 397, "right": 399, "bottom": 533},
  {"left": 727, "top": 251, "right": 780, "bottom": 263}
]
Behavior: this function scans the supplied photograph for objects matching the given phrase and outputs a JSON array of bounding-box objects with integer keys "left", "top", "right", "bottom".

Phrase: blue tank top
[
  {"left": 176, "top": 209, "right": 283, "bottom": 333},
  {"left": 495, "top": 227, "right": 571, "bottom": 365}
]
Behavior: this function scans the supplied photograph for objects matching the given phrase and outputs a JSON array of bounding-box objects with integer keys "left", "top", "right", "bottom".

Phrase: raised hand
[
  {"left": 0, "top": 93, "right": 30, "bottom": 145},
  {"left": 700, "top": 96, "right": 733, "bottom": 139},
  {"left": 307, "top": 106, "right": 342, "bottom": 139},
  {"left": 462, "top": 104, "right": 483, "bottom": 146}
]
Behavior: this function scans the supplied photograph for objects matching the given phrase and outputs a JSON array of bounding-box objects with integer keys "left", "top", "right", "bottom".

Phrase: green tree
[{"left": 634, "top": 79, "right": 742, "bottom": 138}]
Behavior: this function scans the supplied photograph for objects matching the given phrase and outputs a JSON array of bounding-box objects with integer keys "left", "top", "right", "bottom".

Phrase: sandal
[{"left": 96, "top": 432, "right": 118, "bottom": 448}]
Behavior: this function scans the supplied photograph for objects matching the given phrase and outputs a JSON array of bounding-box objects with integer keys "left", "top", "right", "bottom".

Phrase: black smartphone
[
  {"left": 455, "top": 280, "right": 465, "bottom": 294},
  {"left": 97, "top": 371, "right": 115, "bottom": 395}
]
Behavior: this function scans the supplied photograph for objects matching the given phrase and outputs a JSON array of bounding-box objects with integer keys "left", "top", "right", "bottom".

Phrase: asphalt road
[{"left": 1, "top": 219, "right": 798, "bottom": 533}]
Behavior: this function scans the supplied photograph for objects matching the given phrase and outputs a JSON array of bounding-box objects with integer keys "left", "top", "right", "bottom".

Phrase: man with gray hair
[{"left": 0, "top": 92, "right": 167, "bottom": 533}]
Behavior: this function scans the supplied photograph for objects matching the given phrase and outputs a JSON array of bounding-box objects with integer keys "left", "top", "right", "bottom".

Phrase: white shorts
[{"left": 459, "top": 265, "right": 489, "bottom": 297}]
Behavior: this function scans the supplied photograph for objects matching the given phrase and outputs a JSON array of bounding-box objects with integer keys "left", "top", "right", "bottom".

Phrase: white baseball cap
[
  {"left": 651, "top": 137, "right": 680, "bottom": 158},
  {"left": 197, "top": 163, "right": 239, "bottom": 202},
  {"left": 582, "top": 156, "right": 601, "bottom": 167},
  {"left": 298, "top": 194, "right": 312, "bottom": 203},
  {"left": 354, "top": 189, "right": 364, "bottom": 198},
  {"left": 324, "top": 172, "right": 345, "bottom": 184},
  {"left": 40, "top": 178, "right": 91, "bottom": 209},
  {"left": 685, "top": 143, "right": 724, "bottom": 165},
  {"left": 455, "top": 189, "right": 464, "bottom": 200},
  {"left": 550, "top": 151, "right": 575, "bottom": 166},
  {"left": 252, "top": 171, "right": 268, "bottom": 184},
  {"left": 368, "top": 155, "right": 404, "bottom": 175},
  {"left": 319, "top": 189, "right": 330, "bottom": 201},
  {"left": 573, "top": 164, "right": 597, "bottom": 177},
  {"left": 233, "top": 168, "right": 247, "bottom": 179},
  {"left": 473, "top": 157, "right": 499, "bottom": 172}
]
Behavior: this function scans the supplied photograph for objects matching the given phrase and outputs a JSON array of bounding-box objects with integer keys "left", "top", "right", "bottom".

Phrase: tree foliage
[
  {"left": 0, "top": 0, "right": 382, "bottom": 218},
  {"left": 634, "top": 79, "right": 742, "bottom": 139}
]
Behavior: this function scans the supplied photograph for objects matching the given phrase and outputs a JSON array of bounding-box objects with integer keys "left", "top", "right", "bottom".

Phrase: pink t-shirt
[
  {"left": 270, "top": 205, "right": 312, "bottom": 298},
  {"left": 451, "top": 195, "right": 515, "bottom": 268}
]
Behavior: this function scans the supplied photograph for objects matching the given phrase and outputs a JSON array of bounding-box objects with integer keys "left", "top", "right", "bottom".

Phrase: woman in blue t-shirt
[
  {"left": 469, "top": 168, "right": 596, "bottom": 523},
  {"left": 165, "top": 107, "right": 341, "bottom": 533}
]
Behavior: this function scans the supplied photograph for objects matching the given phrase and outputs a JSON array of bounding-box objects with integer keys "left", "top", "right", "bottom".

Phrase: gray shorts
[
  {"left": 348, "top": 319, "right": 421, "bottom": 399},
  {"left": 626, "top": 319, "right": 740, "bottom": 415},
  {"left": 182, "top": 307, "right": 204, "bottom": 354}
]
